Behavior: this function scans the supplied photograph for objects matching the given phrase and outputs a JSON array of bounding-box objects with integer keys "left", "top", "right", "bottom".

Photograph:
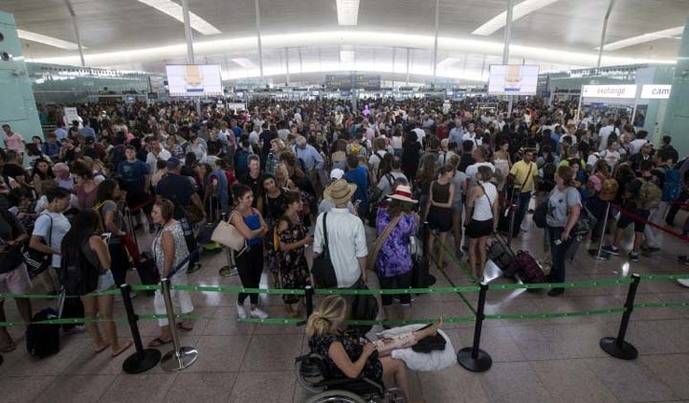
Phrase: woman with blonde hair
[{"left": 307, "top": 295, "right": 439, "bottom": 403}]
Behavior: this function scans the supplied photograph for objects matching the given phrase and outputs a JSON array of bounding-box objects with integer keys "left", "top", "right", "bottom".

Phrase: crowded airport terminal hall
[{"left": 2, "top": 0, "right": 689, "bottom": 402}]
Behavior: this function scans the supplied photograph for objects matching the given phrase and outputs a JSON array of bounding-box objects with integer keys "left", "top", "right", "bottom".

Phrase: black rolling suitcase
[
  {"left": 487, "top": 233, "right": 516, "bottom": 277},
  {"left": 136, "top": 251, "right": 160, "bottom": 295}
]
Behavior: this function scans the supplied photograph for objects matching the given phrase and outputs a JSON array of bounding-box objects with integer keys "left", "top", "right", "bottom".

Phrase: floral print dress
[{"left": 277, "top": 218, "right": 311, "bottom": 304}]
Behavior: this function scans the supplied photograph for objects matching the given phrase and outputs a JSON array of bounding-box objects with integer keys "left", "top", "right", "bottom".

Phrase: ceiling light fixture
[
  {"left": 597, "top": 26, "right": 684, "bottom": 51},
  {"left": 16, "top": 29, "right": 82, "bottom": 50},
  {"left": 336, "top": 0, "right": 360, "bottom": 26},
  {"left": 135, "top": 0, "right": 221, "bottom": 35},
  {"left": 340, "top": 50, "right": 355, "bottom": 62},
  {"left": 231, "top": 58, "right": 255, "bottom": 68},
  {"left": 472, "top": 0, "right": 561, "bottom": 36}
]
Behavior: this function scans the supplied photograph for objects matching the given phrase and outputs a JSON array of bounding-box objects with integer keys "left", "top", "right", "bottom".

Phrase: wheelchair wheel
[
  {"left": 295, "top": 355, "right": 326, "bottom": 393},
  {"left": 305, "top": 390, "right": 367, "bottom": 403}
]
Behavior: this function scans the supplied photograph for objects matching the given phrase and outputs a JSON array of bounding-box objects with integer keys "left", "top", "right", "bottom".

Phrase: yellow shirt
[{"left": 509, "top": 160, "right": 538, "bottom": 193}]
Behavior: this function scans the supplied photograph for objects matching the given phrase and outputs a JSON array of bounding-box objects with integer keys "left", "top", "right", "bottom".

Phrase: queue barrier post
[
  {"left": 159, "top": 278, "right": 199, "bottom": 372},
  {"left": 591, "top": 202, "right": 611, "bottom": 261},
  {"left": 507, "top": 185, "right": 518, "bottom": 245},
  {"left": 305, "top": 285, "right": 314, "bottom": 318},
  {"left": 457, "top": 282, "right": 492, "bottom": 372},
  {"left": 600, "top": 273, "right": 640, "bottom": 360},
  {"left": 120, "top": 283, "right": 161, "bottom": 374}
]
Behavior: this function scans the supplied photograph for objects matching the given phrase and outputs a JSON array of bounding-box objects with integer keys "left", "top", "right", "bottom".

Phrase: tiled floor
[{"left": 2, "top": 214, "right": 689, "bottom": 403}]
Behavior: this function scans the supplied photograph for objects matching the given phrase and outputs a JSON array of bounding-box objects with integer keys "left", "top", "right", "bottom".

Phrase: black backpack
[{"left": 26, "top": 308, "right": 61, "bottom": 358}]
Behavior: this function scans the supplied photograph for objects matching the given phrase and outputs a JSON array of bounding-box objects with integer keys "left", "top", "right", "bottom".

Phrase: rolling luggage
[
  {"left": 26, "top": 308, "right": 61, "bottom": 358},
  {"left": 136, "top": 251, "right": 160, "bottom": 295},
  {"left": 509, "top": 250, "right": 546, "bottom": 284},
  {"left": 487, "top": 233, "right": 516, "bottom": 276}
]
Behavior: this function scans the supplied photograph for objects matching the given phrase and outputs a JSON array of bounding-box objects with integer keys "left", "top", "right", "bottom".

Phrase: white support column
[
  {"left": 406, "top": 48, "right": 411, "bottom": 85},
  {"left": 255, "top": 0, "right": 264, "bottom": 78},
  {"left": 503, "top": 0, "right": 515, "bottom": 115},
  {"left": 284, "top": 47, "right": 290, "bottom": 85},
  {"left": 432, "top": 0, "right": 440, "bottom": 78},
  {"left": 181, "top": 0, "right": 195, "bottom": 64},
  {"left": 64, "top": 0, "right": 85, "bottom": 66},
  {"left": 597, "top": 0, "right": 617, "bottom": 68}
]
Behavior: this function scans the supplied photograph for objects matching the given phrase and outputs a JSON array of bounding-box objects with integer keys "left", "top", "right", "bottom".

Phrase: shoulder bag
[
  {"left": 211, "top": 210, "right": 247, "bottom": 252},
  {"left": 23, "top": 213, "right": 53, "bottom": 279},
  {"left": 311, "top": 213, "right": 338, "bottom": 288},
  {"left": 366, "top": 214, "right": 403, "bottom": 271}
]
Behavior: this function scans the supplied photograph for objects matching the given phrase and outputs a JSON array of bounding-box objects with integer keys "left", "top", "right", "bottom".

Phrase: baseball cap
[{"left": 330, "top": 168, "right": 344, "bottom": 180}]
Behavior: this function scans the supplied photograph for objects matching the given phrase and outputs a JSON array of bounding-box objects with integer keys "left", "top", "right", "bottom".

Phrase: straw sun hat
[{"left": 323, "top": 179, "right": 357, "bottom": 205}]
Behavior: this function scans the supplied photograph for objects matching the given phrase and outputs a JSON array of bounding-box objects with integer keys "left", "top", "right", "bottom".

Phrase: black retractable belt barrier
[
  {"left": 457, "top": 282, "right": 492, "bottom": 372},
  {"left": 600, "top": 273, "right": 641, "bottom": 360},
  {"left": 120, "top": 284, "right": 161, "bottom": 374}
]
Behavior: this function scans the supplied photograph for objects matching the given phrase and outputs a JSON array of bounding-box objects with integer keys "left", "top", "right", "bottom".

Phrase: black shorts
[
  {"left": 378, "top": 271, "right": 413, "bottom": 306},
  {"left": 618, "top": 208, "right": 650, "bottom": 233},
  {"left": 426, "top": 207, "right": 452, "bottom": 233},
  {"left": 466, "top": 218, "right": 494, "bottom": 238}
]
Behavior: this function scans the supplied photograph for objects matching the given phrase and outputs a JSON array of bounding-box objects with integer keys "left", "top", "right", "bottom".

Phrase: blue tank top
[{"left": 244, "top": 213, "right": 262, "bottom": 247}]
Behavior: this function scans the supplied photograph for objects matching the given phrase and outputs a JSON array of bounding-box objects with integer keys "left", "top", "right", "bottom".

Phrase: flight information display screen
[
  {"left": 488, "top": 64, "right": 539, "bottom": 95},
  {"left": 166, "top": 64, "right": 223, "bottom": 96}
]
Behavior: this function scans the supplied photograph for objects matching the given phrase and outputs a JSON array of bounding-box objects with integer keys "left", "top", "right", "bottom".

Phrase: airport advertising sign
[
  {"left": 640, "top": 85, "right": 672, "bottom": 99},
  {"left": 581, "top": 85, "right": 637, "bottom": 99}
]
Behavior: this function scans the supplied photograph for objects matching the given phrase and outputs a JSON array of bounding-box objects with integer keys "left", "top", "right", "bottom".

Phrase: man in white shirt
[
  {"left": 462, "top": 123, "right": 482, "bottom": 148},
  {"left": 465, "top": 147, "right": 495, "bottom": 184},
  {"left": 29, "top": 188, "right": 71, "bottom": 294},
  {"left": 313, "top": 180, "right": 368, "bottom": 288},
  {"left": 629, "top": 129, "right": 649, "bottom": 156},
  {"left": 598, "top": 120, "right": 619, "bottom": 152},
  {"left": 412, "top": 126, "right": 425, "bottom": 145},
  {"left": 145, "top": 137, "right": 171, "bottom": 177}
]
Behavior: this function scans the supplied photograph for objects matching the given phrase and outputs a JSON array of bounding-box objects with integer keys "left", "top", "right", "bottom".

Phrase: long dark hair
[
  {"left": 96, "top": 179, "right": 119, "bottom": 205},
  {"left": 32, "top": 158, "right": 54, "bottom": 181},
  {"left": 61, "top": 209, "right": 101, "bottom": 262}
]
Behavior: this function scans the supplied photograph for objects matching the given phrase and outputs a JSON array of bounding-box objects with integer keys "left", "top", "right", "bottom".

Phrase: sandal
[
  {"left": 177, "top": 323, "right": 193, "bottom": 332},
  {"left": 94, "top": 343, "right": 110, "bottom": 354},
  {"left": 111, "top": 341, "right": 133, "bottom": 358},
  {"left": 148, "top": 337, "right": 172, "bottom": 347},
  {"left": 0, "top": 339, "right": 17, "bottom": 353}
]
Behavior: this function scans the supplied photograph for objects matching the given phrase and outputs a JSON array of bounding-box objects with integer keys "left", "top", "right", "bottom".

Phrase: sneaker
[
  {"left": 628, "top": 252, "right": 640, "bottom": 262},
  {"left": 249, "top": 307, "right": 269, "bottom": 320},
  {"left": 602, "top": 245, "right": 620, "bottom": 256},
  {"left": 187, "top": 262, "right": 202, "bottom": 274},
  {"left": 677, "top": 278, "right": 689, "bottom": 288},
  {"left": 678, "top": 256, "right": 689, "bottom": 266},
  {"left": 236, "top": 303, "right": 248, "bottom": 320}
]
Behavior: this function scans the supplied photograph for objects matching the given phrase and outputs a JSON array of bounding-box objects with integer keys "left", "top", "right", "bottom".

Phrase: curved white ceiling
[{"left": 28, "top": 30, "right": 675, "bottom": 81}]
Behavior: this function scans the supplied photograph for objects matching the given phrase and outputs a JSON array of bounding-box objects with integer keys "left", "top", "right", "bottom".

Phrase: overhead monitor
[
  {"left": 488, "top": 64, "right": 539, "bottom": 95},
  {"left": 165, "top": 64, "right": 223, "bottom": 96}
]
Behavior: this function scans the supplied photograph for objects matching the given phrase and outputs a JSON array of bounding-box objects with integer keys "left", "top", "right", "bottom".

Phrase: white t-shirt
[
  {"left": 313, "top": 208, "right": 368, "bottom": 288},
  {"left": 629, "top": 139, "right": 648, "bottom": 155},
  {"left": 368, "top": 150, "right": 388, "bottom": 178},
  {"left": 146, "top": 149, "right": 171, "bottom": 177},
  {"left": 465, "top": 162, "right": 496, "bottom": 181},
  {"left": 598, "top": 125, "right": 619, "bottom": 151},
  {"left": 462, "top": 132, "right": 482, "bottom": 148},
  {"left": 412, "top": 128, "right": 425, "bottom": 145},
  {"left": 599, "top": 149, "right": 620, "bottom": 170},
  {"left": 32, "top": 211, "right": 71, "bottom": 268},
  {"left": 391, "top": 136, "right": 403, "bottom": 150},
  {"left": 473, "top": 181, "right": 498, "bottom": 221}
]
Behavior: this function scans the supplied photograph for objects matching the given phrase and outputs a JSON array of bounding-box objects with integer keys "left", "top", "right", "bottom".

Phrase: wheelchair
[{"left": 296, "top": 353, "right": 407, "bottom": 403}]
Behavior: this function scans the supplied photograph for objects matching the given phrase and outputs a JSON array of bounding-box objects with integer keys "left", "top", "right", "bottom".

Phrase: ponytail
[{"left": 305, "top": 295, "right": 347, "bottom": 337}]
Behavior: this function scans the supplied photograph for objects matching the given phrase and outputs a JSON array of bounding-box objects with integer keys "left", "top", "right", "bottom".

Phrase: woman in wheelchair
[{"left": 306, "top": 295, "right": 441, "bottom": 403}]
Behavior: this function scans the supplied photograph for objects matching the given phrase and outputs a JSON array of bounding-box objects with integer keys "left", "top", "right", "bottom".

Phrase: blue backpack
[{"left": 662, "top": 168, "right": 681, "bottom": 202}]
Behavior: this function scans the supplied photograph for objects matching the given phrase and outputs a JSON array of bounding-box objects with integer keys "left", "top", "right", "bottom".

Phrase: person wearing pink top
[{"left": 2, "top": 124, "right": 25, "bottom": 154}]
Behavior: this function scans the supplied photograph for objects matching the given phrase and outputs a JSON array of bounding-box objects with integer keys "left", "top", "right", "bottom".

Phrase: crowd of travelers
[{"left": 2, "top": 95, "right": 689, "bottom": 401}]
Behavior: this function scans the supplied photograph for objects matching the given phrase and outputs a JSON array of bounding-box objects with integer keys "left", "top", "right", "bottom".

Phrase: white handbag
[{"left": 211, "top": 212, "right": 247, "bottom": 252}]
